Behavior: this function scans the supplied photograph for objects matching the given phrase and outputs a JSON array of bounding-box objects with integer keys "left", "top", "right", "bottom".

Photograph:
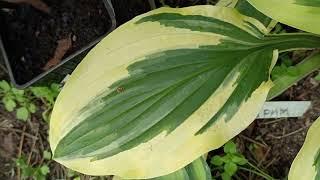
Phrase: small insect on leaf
[{"left": 116, "top": 87, "right": 125, "bottom": 93}]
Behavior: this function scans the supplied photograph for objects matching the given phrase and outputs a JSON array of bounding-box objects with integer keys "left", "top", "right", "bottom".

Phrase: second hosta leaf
[
  {"left": 289, "top": 117, "right": 320, "bottom": 180},
  {"left": 49, "top": 5, "right": 320, "bottom": 179},
  {"left": 247, "top": 0, "right": 320, "bottom": 34},
  {"left": 114, "top": 156, "right": 211, "bottom": 180}
]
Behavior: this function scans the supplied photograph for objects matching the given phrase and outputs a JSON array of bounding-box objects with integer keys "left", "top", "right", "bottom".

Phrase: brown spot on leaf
[{"left": 117, "top": 87, "right": 125, "bottom": 93}]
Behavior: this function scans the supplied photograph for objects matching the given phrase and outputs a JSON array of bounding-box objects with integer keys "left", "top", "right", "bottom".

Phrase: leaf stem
[
  {"left": 244, "top": 162, "right": 275, "bottom": 180},
  {"left": 239, "top": 166, "right": 272, "bottom": 180},
  {"left": 264, "top": 33, "right": 320, "bottom": 52}
]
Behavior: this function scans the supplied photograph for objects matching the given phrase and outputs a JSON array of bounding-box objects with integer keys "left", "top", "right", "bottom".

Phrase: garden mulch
[{"left": 237, "top": 72, "right": 320, "bottom": 179}]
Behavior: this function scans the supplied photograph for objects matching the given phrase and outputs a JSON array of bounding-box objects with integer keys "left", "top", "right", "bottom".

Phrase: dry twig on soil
[
  {"left": 2, "top": 0, "right": 50, "bottom": 13},
  {"left": 0, "top": 127, "right": 38, "bottom": 140},
  {"left": 267, "top": 126, "right": 309, "bottom": 139},
  {"left": 43, "top": 36, "right": 72, "bottom": 71},
  {"left": 17, "top": 125, "right": 26, "bottom": 180},
  {"left": 239, "top": 135, "right": 268, "bottom": 148}
]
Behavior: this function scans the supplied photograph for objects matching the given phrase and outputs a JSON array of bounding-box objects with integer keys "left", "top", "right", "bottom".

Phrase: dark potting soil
[
  {"left": 111, "top": 0, "right": 152, "bottom": 25},
  {"left": 110, "top": 0, "right": 210, "bottom": 26},
  {"left": 155, "top": 0, "right": 209, "bottom": 7},
  {"left": 0, "top": 0, "right": 112, "bottom": 85}
]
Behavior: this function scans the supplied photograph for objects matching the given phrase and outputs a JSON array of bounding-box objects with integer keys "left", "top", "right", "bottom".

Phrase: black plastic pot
[
  {"left": 111, "top": 0, "right": 155, "bottom": 25},
  {"left": 0, "top": 0, "right": 116, "bottom": 89}
]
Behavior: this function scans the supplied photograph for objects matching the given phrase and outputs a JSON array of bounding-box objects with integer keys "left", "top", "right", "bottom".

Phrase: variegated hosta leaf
[
  {"left": 114, "top": 157, "right": 211, "bottom": 180},
  {"left": 247, "top": 0, "right": 320, "bottom": 34},
  {"left": 49, "top": 5, "right": 320, "bottom": 179},
  {"left": 289, "top": 117, "right": 320, "bottom": 180},
  {"left": 234, "top": 0, "right": 277, "bottom": 31},
  {"left": 217, "top": 0, "right": 277, "bottom": 31},
  {"left": 216, "top": 0, "right": 238, "bottom": 7}
]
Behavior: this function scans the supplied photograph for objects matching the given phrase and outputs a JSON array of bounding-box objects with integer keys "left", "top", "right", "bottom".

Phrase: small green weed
[
  {"left": 16, "top": 156, "right": 50, "bottom": 180},
  {"left": 30, "top": 83, "right": 60, "bottom": 122},
  {"left": 0, "top": 80, "right": 37, "bottom": 121},
  {"left": 0, "top": 80, "right": 60, "bottom": 122},
  {"left": 211, "top": 141, "right": 274, "bottom": 180},
  {"left": 271, "top": 54, "right": 299, "bottom": 80},
  {"left": 43, "top": 150, "right": 52, "bottom": 160}
]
